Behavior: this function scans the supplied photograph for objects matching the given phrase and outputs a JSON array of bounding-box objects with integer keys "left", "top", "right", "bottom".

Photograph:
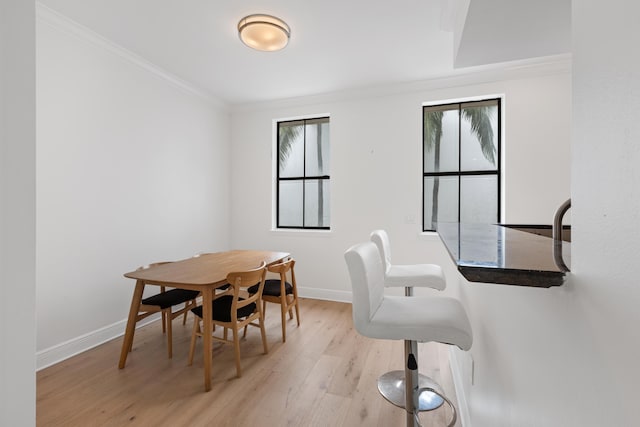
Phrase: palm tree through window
[
  {"left": 423, "top": 99, "right": 500, "bottom": 232},
  {"left": 277, "top": 117, "right": 330, "bottom": 229}
]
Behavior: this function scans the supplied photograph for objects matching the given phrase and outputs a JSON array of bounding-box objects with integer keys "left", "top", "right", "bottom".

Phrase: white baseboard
[
  {"left": 298, "top": 286, "right": 352, "bottom": 303},
  {"left": 37, "top": 288, "right": 469, "bottom": 426},
  {"left": 36, "top": 313, "right": 161, "bottom": 371},
  {"left": 36, "top": 290, "right": 352, "bottom": 370},
  {"left": 449, "top": 346, "right": 471, "bottom": 427}
]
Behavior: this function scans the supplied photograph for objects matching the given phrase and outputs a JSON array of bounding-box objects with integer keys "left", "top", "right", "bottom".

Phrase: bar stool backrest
[
  {"left": 344, "top": 241, "right": 385, "bottom": 336},
  {"left": 370, "top": 229, "right": 392, "bottom": 273}
]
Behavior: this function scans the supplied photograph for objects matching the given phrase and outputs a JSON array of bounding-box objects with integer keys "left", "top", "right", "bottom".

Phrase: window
[
  {"left": 277, "top": 117, "right": 330, "bottom": 229},
  {"left": 423, "top": 98, "right": 500, "bottom": 232}
]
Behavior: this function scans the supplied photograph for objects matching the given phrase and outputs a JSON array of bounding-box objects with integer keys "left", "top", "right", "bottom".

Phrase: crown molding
[
  {"left": 35, "top": 2, "right": 570, "bottom": 117},
  {"left": 230, "top": 54, "right": 571, "bottom": 113},
  {"left": 36, "top": 2, "right": 228, "bottom": 111}
]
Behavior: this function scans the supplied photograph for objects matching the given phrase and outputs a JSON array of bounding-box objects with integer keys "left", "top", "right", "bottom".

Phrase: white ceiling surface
[
  {"left": 455, "top": 0, "right": 571, "bottom": 68},
  {"left": 38, "top": 0, "right": 571, "bottom": 106}
]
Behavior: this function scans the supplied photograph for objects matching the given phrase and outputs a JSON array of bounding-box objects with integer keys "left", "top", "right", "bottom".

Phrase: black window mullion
[
  {"left": 424, "top": 170, "right": 498, "bottom": 177},
  {"left": 280, "top": 175, "right": 330, "bottom": 180},
  {"left": 497, "top": 98, "right": 502, "bottom": 223},
  {"left": 422, "top": 98, "right": 500, "bottom": 232},
  {"left": 302, "top": 122, "right": 306, "bottom": 227},
  {"left": 422, "top": 113, "right": 425, "bottom": 231},
  {"left": 457, "top": 104, "right": 462, "bottom": 224},
  {"left": 277, "top": 117, "right": 330, "bottom": 230},
  {"left": 276, "top": 122, "right": 281, "bottom": 228}
]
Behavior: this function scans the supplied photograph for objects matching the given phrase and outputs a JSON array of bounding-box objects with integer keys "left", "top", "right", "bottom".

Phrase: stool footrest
[
  {"left": 377, "top": 370, "right": 445, "bottom": 411},
  {"left": 378, "top": 370, "right": 458, "bottom": 427}
]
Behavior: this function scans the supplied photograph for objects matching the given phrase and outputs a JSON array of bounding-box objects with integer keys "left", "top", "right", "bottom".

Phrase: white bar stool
[
  {"left": 370, "top": 229, "right": 446, "bottom": 290},
  {"left": 345, "top": 240, "right": 472, "bottom": 426},
  {"left": 370, "top": 229, "right": 451, "bottom": 420}
]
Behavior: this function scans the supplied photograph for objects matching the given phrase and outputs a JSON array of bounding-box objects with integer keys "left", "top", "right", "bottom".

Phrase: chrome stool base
[{"left": 377, "top": 370, "right": 445, "bottom": 411}]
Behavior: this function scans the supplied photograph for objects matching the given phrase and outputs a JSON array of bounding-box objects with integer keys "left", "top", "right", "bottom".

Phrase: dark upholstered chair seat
[
  {"left": 215, "top": 283, "right": 230, "bottom": 291},
  {"left": 248, "top": 279, "right": 292, "bottom": 297},
  {"left": 130, "top": 261, "right": 200, "bottom": 360},
  {"left": 191, "top": 296, "right": 256, "bottom": 322},
  {"left": 141, "top": 289, "right": 200, "bottom": 309}
]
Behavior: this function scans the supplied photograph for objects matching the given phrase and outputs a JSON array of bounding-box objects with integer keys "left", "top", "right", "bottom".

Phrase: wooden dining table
[{"left": 119, "top": 249, "right": 290, "bottom": 391}]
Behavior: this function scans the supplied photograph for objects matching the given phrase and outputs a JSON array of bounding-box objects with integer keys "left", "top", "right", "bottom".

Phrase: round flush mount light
[{"left": 238, "top": 14, "right": 290, "bottom": 52}]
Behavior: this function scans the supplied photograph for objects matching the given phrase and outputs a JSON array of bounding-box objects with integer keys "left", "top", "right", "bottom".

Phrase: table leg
[
  {"left": 202, "top": 287, "right": 213, "bottom": 391},
  {"left": 118, "top": 279, "right": 145, "bottom": 369}
]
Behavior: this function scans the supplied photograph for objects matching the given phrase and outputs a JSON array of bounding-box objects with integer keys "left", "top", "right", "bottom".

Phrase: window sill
[
  {"left": 418, "top": 231, "right": 441, "bottom": 241},
  {"left": 270, "top": 228, "right": 333, "bottom": 238}
]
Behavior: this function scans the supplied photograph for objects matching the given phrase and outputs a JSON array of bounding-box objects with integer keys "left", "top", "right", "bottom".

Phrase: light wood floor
[{"left": 37, "top": 299, "right": 461, "bottom": 426}]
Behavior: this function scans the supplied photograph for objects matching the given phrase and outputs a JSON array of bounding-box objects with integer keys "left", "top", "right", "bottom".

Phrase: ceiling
[
  {"left": 37, "top": 0, "right": 571, "bottom": 106},
  {"left": 455, "top": 0, "right": 571, "bottom": 68}
]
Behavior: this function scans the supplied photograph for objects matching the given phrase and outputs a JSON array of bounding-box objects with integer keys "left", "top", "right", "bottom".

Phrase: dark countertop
[{"left": 436, "top": 223, "right": 571, "bottom": 288}]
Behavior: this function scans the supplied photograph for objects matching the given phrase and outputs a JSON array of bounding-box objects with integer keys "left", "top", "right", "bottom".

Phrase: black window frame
[
  {"left": 276, "top": 117, "right": 330, "bottom": 230},
  {"left": 422, "top": 98, "right": 502, "bottom": 232}
]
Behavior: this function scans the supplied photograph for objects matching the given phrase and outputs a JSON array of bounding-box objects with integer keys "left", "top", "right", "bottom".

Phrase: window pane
[
  {"left": 305, "top": 118, "right": 330, "bottom": 176},
  {"left": 460, "top": 175, "right": 498, "bottom": 223},
  {"left": 279, "top": 180, "right": 303, "bottom": 227},
  {"left": 460, "top": 101, "right": 498, "bottom": 171},
  {"left": 277, "top": 116, "right": 330, "bottom": 230},
  {"left": 304, "top": 179, "right": 330, "bottom": 227},
  {"left": 279, "top": 121, "right": 304, "bottom": 178},
  {"left": 424, "top": 105, "right": 459, "bottom": 173},
  {"left": 423, "top": 176, "right": 459, "bottom": 230}
]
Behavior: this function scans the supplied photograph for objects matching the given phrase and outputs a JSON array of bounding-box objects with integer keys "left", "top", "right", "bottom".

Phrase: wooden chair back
[
  {"left": 267, "top": 257, "right": 295, "bottom": 276},
  {"left": 135, "top": 261, "right": 199, "bottom": 358},
  {"left": 262, "top": 257, "right": 300, "bottom": 342},
  {"left": 188, "top": 261, "right": 269, "bottom": 377},
  {"left": 137, "top": 261, "right": 172, "bottom": 315},
  {"left": 222, "top": 261, "right": 267, "bottom": 320}
]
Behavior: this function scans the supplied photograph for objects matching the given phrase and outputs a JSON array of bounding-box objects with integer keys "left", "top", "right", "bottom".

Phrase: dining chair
[
  {"left": 248, "top": 257, "right": 300, "bottom": 342},
  {"left": 130, "top": 262, "right": 200, "bottom": 358},
  {"left": 188, "top": 261, "right": 268, "bottom": 377}
]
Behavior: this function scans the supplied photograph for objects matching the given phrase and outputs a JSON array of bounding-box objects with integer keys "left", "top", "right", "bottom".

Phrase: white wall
[
  {"left": 24, "top": 2, "right": 640, "bottom": 425},
  {"left": 35, "top": 10, "right": 230, "bottom": 364},
  {"left": 447, "top": 3, "right": 640, "bottom": 426},
  {"left": 1, "top": 1, "right": 36, "bottom": 425},
  {"left": 504, "top": 73, "right": 572, "bottom": 224},
  {"left": 570, "top": 0, "right": 640, "bottom": 423},
  {"left": 230, "top": 63, "right": 571, "bottom": 304}
]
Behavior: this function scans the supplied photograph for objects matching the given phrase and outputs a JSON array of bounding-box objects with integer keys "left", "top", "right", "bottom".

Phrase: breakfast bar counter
[{"left": 436, "top": 222, "right": 571, "bottom": 288}]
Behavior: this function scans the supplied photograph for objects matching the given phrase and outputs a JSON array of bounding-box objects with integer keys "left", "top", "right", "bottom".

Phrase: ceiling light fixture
[{"left": 238, "top": 14, "right": 290, "bottom": 52}]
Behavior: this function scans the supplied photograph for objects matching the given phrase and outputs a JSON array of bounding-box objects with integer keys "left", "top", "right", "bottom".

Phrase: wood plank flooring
[{"left": 37, "top": 299, "right": 461, "bottom": 426}]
